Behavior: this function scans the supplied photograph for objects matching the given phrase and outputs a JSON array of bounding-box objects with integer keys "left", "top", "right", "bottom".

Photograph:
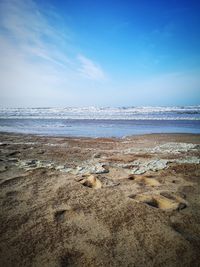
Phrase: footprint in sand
[
  {"left": 54, "top": 210, "right": 67, "bottom": 223},
  {"left": 79, "top": 175, "right": 102, "bottom": 189},
  {"left": 59, "top": 251, "right": 82, "bottom": 267},
  {"left": 128, "top": 175, "right": 161, "bottom": 187},
  {"left": 78, "top": 175, "right": 120, "bottom": 189},
  {"left": 129, "top": 192, "right": 188, "bottom": 211},
  {"left": 0, "top": 176, "right": 24, "bottom": 188},
  {"left": 53, "top": 207, "right": 83, "bottom": 223},
  {"left": 6, "top": 190, "right": 19, "bottom": 197}
]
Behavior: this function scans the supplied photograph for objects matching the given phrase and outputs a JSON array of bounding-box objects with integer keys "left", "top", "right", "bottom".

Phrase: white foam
[{"left": 0, "top": 106, "right": 200, "bottom": 120}]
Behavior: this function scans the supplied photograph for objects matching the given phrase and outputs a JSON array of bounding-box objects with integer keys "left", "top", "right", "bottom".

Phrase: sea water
[{"left": 0, "top": 106, "right": 200, "bottom": 137}]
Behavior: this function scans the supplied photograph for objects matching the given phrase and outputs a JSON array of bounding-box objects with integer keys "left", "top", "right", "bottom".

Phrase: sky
[{"left": 0, "top": 0, "right": 200, "bottom": 107}]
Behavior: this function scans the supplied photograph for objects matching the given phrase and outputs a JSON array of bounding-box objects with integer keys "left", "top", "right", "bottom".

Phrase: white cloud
[
  {"left": 0, "top": 0, "right": 107, "bottom": 107},
  {"left": 0, "top": 0, "right": 198, "bottom": 107},
  {"left": 77, "top": 54, "right": 106, "bottom": 81},
  {"left": 0, "top": 0, "right": 78, "bottom": 70}
]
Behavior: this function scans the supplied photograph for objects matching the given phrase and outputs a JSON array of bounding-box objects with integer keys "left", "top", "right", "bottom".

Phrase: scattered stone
[
  {"left": 116, "top": 155, "right": 199, "bottom": 175},
  {"left": 18, "top": 159, "right": 54, "bottom": 170},
  {"left": 118, "top": 159, "right": 169, "bottom": 174},
  {"left": 9, "top": 154, "right": 200, "bottom": 177},
  {"left": 151, "top": 142, "right": 200, "bottom": 154},
  {"left": 175, "top": 157, "right": 200, "bottom": 164},
  {"left": 123, "top": 147, "right": 141, "bottom": 154},
  {"left": 55, "top": 165, "right": 73, "bottom": 173},
  {"left": 124, "top": 142, "right": 200, "bottom": 155},
  {"left": 75, "top": 162, "right": 109, "bottom": 175}
]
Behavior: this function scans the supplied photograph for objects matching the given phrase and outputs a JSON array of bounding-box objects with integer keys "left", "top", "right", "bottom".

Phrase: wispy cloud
[
  {"left": 0, "top": 0, "right": 199, "bottom": 107},
  {"left": 0, "top": 0, "right": 107, "bottom": 106},
  {"left": 0, "top": 0, "right": 70, "bottom": 66},
  {"left": 77, "top": 54, "right": 106, "bottom": 80}
]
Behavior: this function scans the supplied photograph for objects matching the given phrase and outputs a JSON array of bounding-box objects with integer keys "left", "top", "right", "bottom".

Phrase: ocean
[{"left": 0, "top": 106, "right": 200, "bottom": 137}]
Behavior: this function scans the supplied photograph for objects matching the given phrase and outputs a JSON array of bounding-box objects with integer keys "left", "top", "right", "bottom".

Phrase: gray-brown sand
[{"left": 0, "top": 133, "right": 200, "bottom": 267}]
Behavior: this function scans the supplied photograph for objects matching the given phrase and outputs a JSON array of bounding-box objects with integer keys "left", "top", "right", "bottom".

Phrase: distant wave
[{"left": 0, "top": 106, "right": 200, "bottom": 120}]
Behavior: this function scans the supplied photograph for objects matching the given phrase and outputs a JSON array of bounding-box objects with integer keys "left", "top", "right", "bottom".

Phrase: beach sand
[{"left": 0, "top": 132, "right": 200, "bottom": 267}]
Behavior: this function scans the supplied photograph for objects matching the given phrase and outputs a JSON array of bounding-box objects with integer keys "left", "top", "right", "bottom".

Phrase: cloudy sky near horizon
[{"left": 0, "top": 0, "right": 200, "bottom": 107}]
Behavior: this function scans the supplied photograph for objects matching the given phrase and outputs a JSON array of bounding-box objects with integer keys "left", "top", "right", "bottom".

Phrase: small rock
[
  {"left": 151, "top": 142, "right": 199, "bottom": 154},
  {"left": 75, "top": 163, "right": 109, "bottom": 175},
  {"left": 129, "top": 159, "right": 169, "bottom": 174},
  {"left": 176, "top": 157, "right": 200, "bottom": 164},
  {"left": 27, "top": 159, "right": 37, "bottom": 166},
  {"left": 55, "top": 165, "right": 73, "bottom": 173}
]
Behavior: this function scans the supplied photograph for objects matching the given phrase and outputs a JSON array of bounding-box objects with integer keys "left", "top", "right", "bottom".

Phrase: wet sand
[{"left": 0, "top": 132, "right": 200, "bottom": 267}]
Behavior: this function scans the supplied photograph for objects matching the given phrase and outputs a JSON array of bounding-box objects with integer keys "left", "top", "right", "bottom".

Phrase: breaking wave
[{"left": 0, "top": 106, "right": 200, "bottom": 120}]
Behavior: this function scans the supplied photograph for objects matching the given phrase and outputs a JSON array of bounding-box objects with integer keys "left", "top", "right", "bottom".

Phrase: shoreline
[
  {"left": 0, "top": 132, "right": 200, "bottom": 266},
  {"left": 1, "top": 130, "right": 200, "bottom": 140},
  {"left": 1, "top": 118, "right": 200, "bottom": 138}
]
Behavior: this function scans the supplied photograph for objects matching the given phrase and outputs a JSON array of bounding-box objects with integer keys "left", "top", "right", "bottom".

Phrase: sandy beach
[{"left": 0, "top": 132, "right": 200, "bottom": 267}]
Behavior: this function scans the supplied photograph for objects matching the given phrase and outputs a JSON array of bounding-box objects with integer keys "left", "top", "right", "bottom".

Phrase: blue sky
[{"left": 0, "top": 0, "right": 200, "bottom": 107}]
